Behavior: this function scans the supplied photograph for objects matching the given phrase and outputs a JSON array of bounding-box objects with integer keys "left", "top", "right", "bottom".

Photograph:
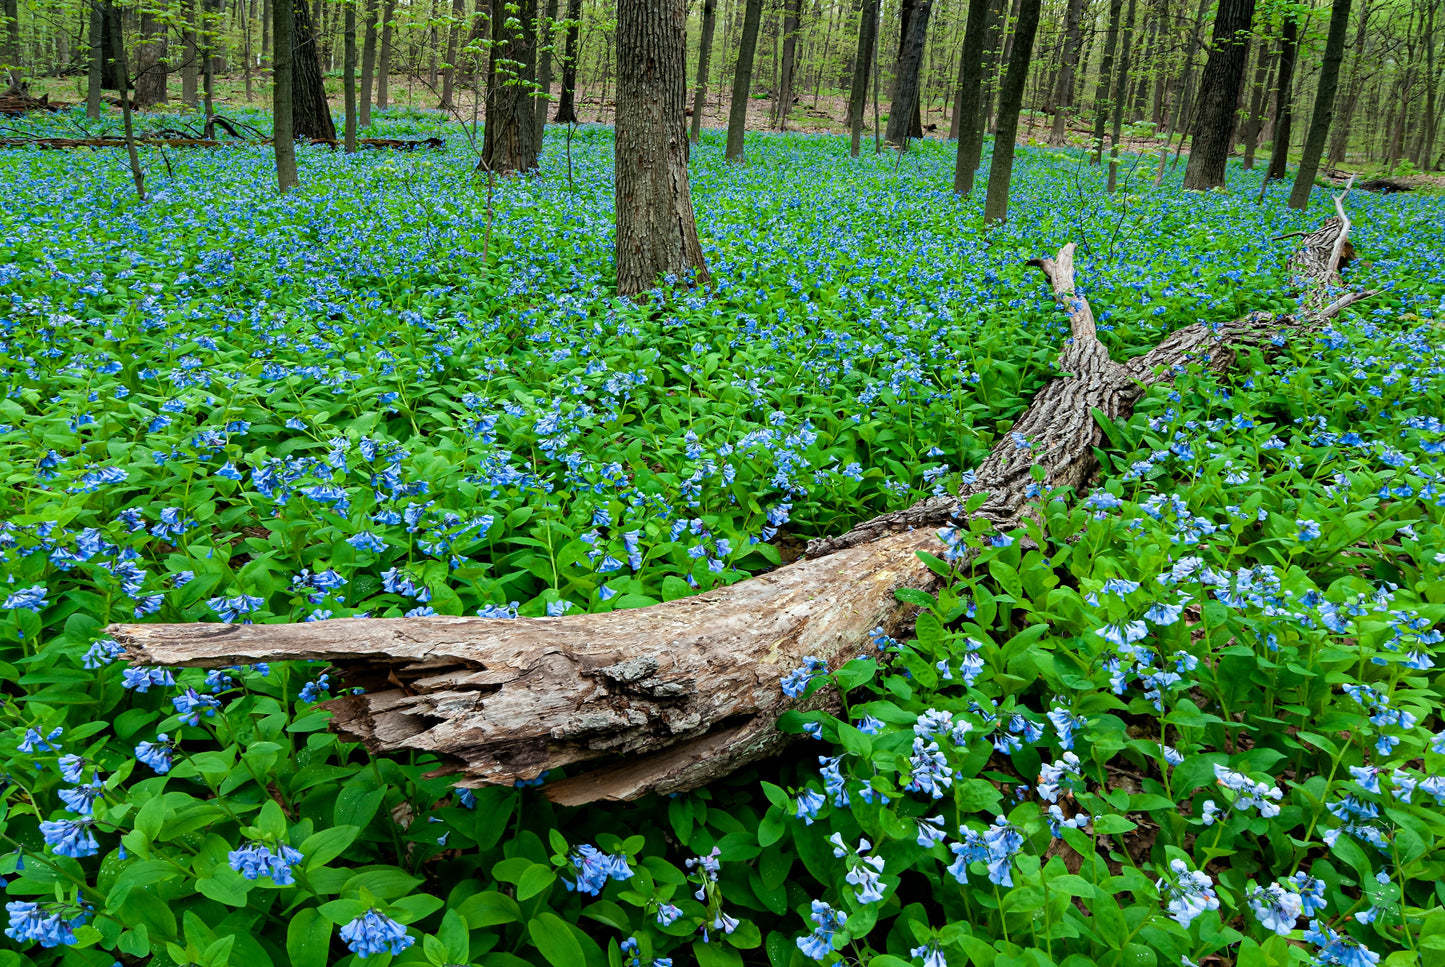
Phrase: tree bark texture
[
  {"left": 86, "top": 4, "right": 102, "bottom": 118},
  {"left": 291, "top": 0, "right": 337, "bottom": 142},
  {"left": 534, "top": 0, "right": 559, "bottom": 144},
  {"left": 613, "top": 0, "right": 709, "bottom": 298},
  {"left": 553, "top": 0, "right": 582, "bottom": 123},
  {"left": 1183, "top": 0, "right": 1255, "bottom": 190},
  {"left": 1265, "top": 13, "right": 1298, "bottom": 184},
  {"left": 133, "top": 10, "right": 168, "bottom": 107},
  {"left": 344, "top": 0, "right": 357, "bottom": 152},
  {"left": 848, "top": 0, "right": 879, "bottom": 157},
  {"left": 1288, "top": 0, "right": 1353, "bottom": 209},
  {"left": 481, "top": 0, "right": 539, "bottom": 174},
  {"left": 982, "top": 0, "right": 1039, "bottom": 222},
  {"left": 439, "top": 0, "right": 465, "bottom": 111},
  {"left": 773, "top": 0, "right": 801, "bottom": 129},
  {"left": 691, "top": 0, "right": 718, "bottom": 142},
  {"left": 725, "top": 0, "right": 763, "bottom": 161},
  {"left": 378, "top": 0, "right": 395, "bottom": 109},
  {"left": 273, "top": 0, "right": 298, "bottom": 189},
  {"left": 100, "top": 3, "right": 124, "bottom": 90},
  {"left": 1106, "top": 0, "right": 1136, "bottom": 194},
  {"left": 2, "top": 0, "right": 18, "bottom": 69},
  {"left": 359, "top": 0, "right": 378, "bottom": 127},
  {"left": 116, "top": 212, "right": 1371, "bottom": 805},
  {"left": 183, "top": 0, "right": 199, "bottom": 105},
  {"left": 1240, "top": 45, "right": 1274, "bottom": 169},
  {"left": 951, "top": 0, "right": 991, "bottom": 191},
  {"left": 884, "top": 0, "right": 930, "bottom": 147}
]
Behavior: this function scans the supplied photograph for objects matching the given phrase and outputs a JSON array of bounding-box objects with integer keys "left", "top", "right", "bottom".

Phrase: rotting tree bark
[
  {"left": 116, "top": 207, "right": 1372, "bottom": 806},
  {"left": 613, "top": 0, "right": 709, "bottom": 297}
]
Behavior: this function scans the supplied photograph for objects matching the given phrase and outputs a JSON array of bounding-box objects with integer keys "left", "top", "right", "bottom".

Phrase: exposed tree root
[{"left": 114, "top": 201, "right": 1371, "bottom": 805}]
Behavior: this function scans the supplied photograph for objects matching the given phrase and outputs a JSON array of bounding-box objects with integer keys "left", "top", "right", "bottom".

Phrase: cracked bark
[{"left": 115, "top": 208, "right": 1371, "bottom": 806}]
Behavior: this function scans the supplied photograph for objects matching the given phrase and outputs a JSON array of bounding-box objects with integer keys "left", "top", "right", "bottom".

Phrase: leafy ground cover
[{"left": 1, "top": 109, "right": 1444, "bottom": 967}]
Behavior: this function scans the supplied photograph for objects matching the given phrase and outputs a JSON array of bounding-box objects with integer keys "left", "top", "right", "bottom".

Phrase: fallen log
[
  {"left": 114, "top": 201, "right": 1372, "bottom": 806},
  {"left": 0, "top": 92, "right": 62, "bottom": 115},
  {"left": 0, "top": 135, "right": 445, "bottom": 151}
]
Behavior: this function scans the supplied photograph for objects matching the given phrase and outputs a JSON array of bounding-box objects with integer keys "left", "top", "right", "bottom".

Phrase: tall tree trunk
[
  {"left": 378, "top": 0, "right": 395, "bottom": 109},
  {"left": 261, "top": 0, "right": 270, "bottom": 65},
  {"left": 439, "top": 0, "right": 465, "bottom": 110},
  {"left": 1288, "top": 0, "right": 1352, "bottom": 208},
  {"left": 274, "top": 0, "right": 298, "bottom": 188},
  {"left": 534, "top": 0, "right": 558, "bottom": 143},
  {"left": 848, "top": 0, "right": 879, "bottom": 156},
  {"left": 724, "top": 0, "right": 764, "bottom": 161},
  {"left": 202, "top": 0, "right": 220, "bottom": 131},
  {"left": 1265, "top": 13, "right": 1298, "bottom": 183},
  {"left": 481, "top": 0, "right": 539, "bottom": 173},
  {"left": 982, "top": 0, "right": 1039, "bottom": 222},
  {"left": 1182, "top": 0, "right": 1256, "bottom": 190},
  {"left": 951, "top": 0, "right": 990, "bottom": 190},
  {"left": 1106, "top": 0, "right": 1136, "bottom": 192},
  {"left": 344, "top": 0, "right": 357, "bottom": 151},
  {"left": 1240, "top": 45, "right": 1274, "bottom": 169},
  {"left": 292, "top": 0, "right": 337, "bottom": 141},
  {"left": 359, "top": 0, "right": 378, "bottom": 126},
  {"left": 978, "top": 0, "right": 1006, "bottom": 132},
  {"left": 691, "top": 0, "right": 717, "bottom": 141},
  {"left": 1167, "top": 0, "right": 1213, "bottom": 139},
  {"left": 1, "top": 0, "right": 18, "bottom": 69},
  {"left": 86, "top": 4, "right": 102, "bottom": 118},
  {"left": 1047, "top": 0, "right": 1083, "bottom": 144},
  {"left": 773, "top": 0, "right": 801, "bottom": 129},
  {"left": 554, "top": 0, "right": 582, "bottom": 122},
  {"left": 183, "top": 0, "right": 199, "bottom": 105},
  {"left": 1089, "top": 0, "right": 1123, "bottom": 164},
  {"left": 134, "top": 9, "right": 169, "bottom": 107},
  {"left": 614, "top": 0, "right": 709, "bottom": 298},
  {"left": 885, "top": 0, "right": 930, "bottom": 146},
  {"left": 1327, "top": 0, "right": 1369, "bottom": 167}
]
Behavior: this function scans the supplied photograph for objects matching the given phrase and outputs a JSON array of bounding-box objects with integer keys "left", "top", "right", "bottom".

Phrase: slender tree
[
  {"left": 86, "top": 4, "right": 102, "bottom": 118},
  {"left": 1047, "top": 0, "right": 1083, "bottom": 145},
  {"left": 773, "top": 0, "right": 802, "bottom": 129},
  {"left": 535, "top": 0, "right": 559, "bottom": 143},
  {"left": 377, "top": 0, "right": 394, "bottom": 108},
  {"left": 1265, "top": 12, "right": 1298, "bottom": 183},
  {"left": 614, "top": 0, "right": 709, "bottom": 297},
  {"left": 1182, "top": 0, "right": 1256, "bottom": 190},
  {"left": 1090, "top": 0, "right": 1124, "bottom": 164},
  {"left": 274, "top": 0, "right": 298, "bottom": 189},
  {"left": 885, "top": 0, "right": 931, "bottom": 147},
  {"left": 725, "top": 0, "right": 764, "bottom": 162},
  {"left": 2, "top": 0, "right": 18, "bottom": 69},
  {"left": 1289, "top": 0, "right": 1353, "bottom": 208},
  {"left": 554, "top": 0, "right": 582, "bottom": 122},
  {"left": 439, "top": 0, "right": 465, "bottom": 110},
  {"left": 183, "top": 0, "right": 199, "bottom": 105},
  {"left": 344, "top": 0, "right": 357, "bottom": 151},
  {"left": 1107, "top": 0, "right": 1137, "bottom": 193},
  {"left": 359, "top": 0, "right": 377, "bottom": 126},
  {"left": 848, "top": 0, "right": 880, "bottom": 157},
  {"left": 952, "top": 0, "right": 992, "bottom": 192},
  {"left": 691, "top": 0, "right": 718, "bottom": 141},
  {"left": 482, "top": 0, "right": 540, "bottom": 173},
  {"left": 982, "top": 0, "right": 1040, "bottom": 222}
]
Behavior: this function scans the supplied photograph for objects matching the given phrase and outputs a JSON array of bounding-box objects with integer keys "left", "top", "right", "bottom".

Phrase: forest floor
[{"left": 26, "top": 68, "right": 1444, "bottom": 189}]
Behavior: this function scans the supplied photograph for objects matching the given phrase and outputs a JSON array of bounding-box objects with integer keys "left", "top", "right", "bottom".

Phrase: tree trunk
[
  {"left": 1167, "top": 0, "right": 1212, "bottom": 139},
  {"left": 951, "top": 0, "right": 991, "bottom": 191},
  {"left": 982, "top": 0, "right": 1039, "bottom": 222},
  {"left": 554, "top": 0, "right": 582, "bottom": 122},
  {"left": 359, "top": 0, "right": 378, "bottom": 127},
  {"left": 1089, "top": 0, "right": 1123, "bottom": 164},
  {"left": 1240, "top": 44, "right": 1274, "bottom": 169},
  {"left": 613, "top": 0, "right": 709, "bottom": 299},
  {"left": 292, "top": 0, "right": 337, "bottom": 141},
  {"left": 202, "top": 0, "right": 219, "bottom": 130},
  {"left": 261, "top": 0, "right": 271, "bottom": 65},
  {"left": 724, "top": 0, "right": 763, "bottom": 162},
  {"left": 773, "top": 0, "right": 801, "bottom": 129},
  {"left": 2, "top": 0, "right": 18, "bottom": 70},
  {"left": 691, "top": 0, "right": 718, "bottom": 142},
  {"left": 439, "top": 0, "right": 465, "bottom": 110},
  {"left": 1327, "top": 0, "right": 1369, "bottom": 168},
  {"left": 1106, "top": 0, "right": 1136, "bottom": 193},
  {"left": 1265, "top": 13, "right": 1298, "bottom": 184},
  {"left": 273, "top": 0, "right": 298, "bottom": 189},
  {"left": 1047, "top": 0, "right": 1083, "bottom": 145},
  {"left": 1288, "top": 0, "right": 1352, "bottom": 209},
  {"left": 110, "top": 12, "right": 147, "bottom": 201},
  {"left": 115, "top": 216, "right": 1370, "bottom": 806},
  {"left": 378, "top": 0, "right": 394, "bottom": 109},
  {"left": 848, "top": 0, "right": 879, "bottom": 157},
  {"left": 86, "top": 3, "right": 102, "bottom": 118},
  {"left": 183, "top": 0, "right": 199, "bottom": 105},
  {"left": 534, "top": 0, "right": 558, "bottom": 144},
  {"left": 344, "top": 0, "right": 357, "bottom": 151},
  {"left": 1182, "top": 0, "right": 1255, "bottom": 190},
  {"left": 100, "top": 3, "right": 124, "bottom": 89},
  {"left": 134, "top": 9, "right": 169, "bottom": 107},
  {"left": 884, "top": 0, "right": 930, "bottom": 147},
  {"left": 481, "top": 0, "right": 538, "bottom": 174}
]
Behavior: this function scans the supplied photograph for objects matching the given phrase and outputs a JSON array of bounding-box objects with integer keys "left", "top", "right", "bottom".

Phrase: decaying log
[
  {"left": 0, "top": 135, "right": 446, "bottom": 151},
  {"left": 114, "top": 198, "right": 1372, "bottom": 805}
]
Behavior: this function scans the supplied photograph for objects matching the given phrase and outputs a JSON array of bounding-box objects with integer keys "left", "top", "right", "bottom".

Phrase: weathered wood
[{"left": 114, "top": 206, "right": 1368, "bottom": 805}]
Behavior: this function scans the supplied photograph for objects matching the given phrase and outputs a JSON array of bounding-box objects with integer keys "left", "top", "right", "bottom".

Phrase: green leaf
[
  {"left": 286, "top": 909, "right": 331, "bottom": 967},
  {"left": 333, "top": 785, "right": 387, "bottom": 829},
  {"left": 528, "top": 912, "right": 586, "bottom": 967},
  {"left": 300, "top": 825, "right": 361, "bottom": 870}
]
